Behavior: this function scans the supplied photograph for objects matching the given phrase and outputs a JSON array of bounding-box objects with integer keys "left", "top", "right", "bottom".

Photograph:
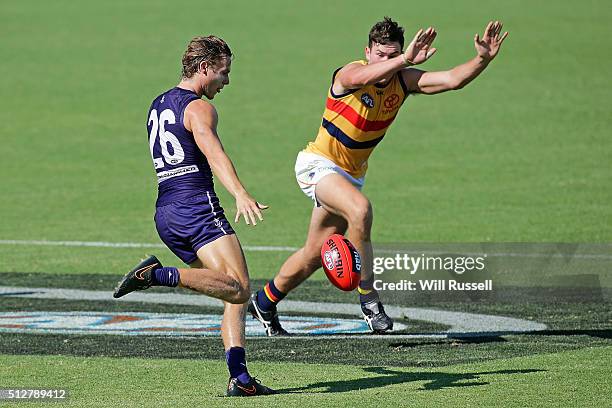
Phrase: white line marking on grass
[
  {"left": 0, "top": 286, "right": 547, "bottom": 336},
  {"left": 1, "top": 239, "right": 610, "bottom": 259},
  {"left": 0, "top": 239, "right": 296, "bottom": 252}
]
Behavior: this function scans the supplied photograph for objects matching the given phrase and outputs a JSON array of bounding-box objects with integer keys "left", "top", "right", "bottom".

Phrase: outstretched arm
[
  {"left": 184, "top": 100, "right": 268, "bottom": 226},
  {"left": 402, "top": 21, "right": 509, "bottom": 95},
  {"left": 333, "top": 27, "right": 438, "bottom": 95}
]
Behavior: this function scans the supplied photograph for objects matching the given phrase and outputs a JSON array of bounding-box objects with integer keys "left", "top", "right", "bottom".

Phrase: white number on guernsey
[{"left": 148, "top": 109, "right": 185, "bottom": 169}]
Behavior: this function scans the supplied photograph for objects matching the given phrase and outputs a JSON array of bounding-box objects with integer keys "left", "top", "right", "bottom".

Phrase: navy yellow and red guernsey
[
  {"left": 304, "top": 60, "right": 409, "bottom": 178},
  {"left": 147, "top": 87, "right": 215, "bottom": 207}
]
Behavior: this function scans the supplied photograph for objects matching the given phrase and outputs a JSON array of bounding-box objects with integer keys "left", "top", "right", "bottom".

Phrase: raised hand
[
  {"left": 475, "top": 21, "right": 509, "bottom": 61},
  {"left": 403, "top": 27, "right": 437, "bottom": 65},
  {"left": 234, "top": 192, "right": 268, "bottom": 226}
]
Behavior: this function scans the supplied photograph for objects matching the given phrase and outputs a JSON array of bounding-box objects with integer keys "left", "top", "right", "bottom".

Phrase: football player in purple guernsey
[{"left": 113, "top": 36, "right": 275, "bottom": 397}]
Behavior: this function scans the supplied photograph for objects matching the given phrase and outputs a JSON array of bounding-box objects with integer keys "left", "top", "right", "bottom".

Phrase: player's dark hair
[
  {"left": 369, "top": 17, "right": 405, "bottom": 49},
  {"left": 181, "top": 35, "right": 233, "bottom": 78}
]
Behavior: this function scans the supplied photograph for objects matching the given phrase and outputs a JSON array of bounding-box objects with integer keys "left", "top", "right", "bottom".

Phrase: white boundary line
[
  {"left": 0, "top": 286, "right": 547, "bottom": 335},
  {"left": 0, "top": 239, "right": 297, "bottom": 252},
  {"left": 0, "top": 239, "right": 610, "bottom": 259}
]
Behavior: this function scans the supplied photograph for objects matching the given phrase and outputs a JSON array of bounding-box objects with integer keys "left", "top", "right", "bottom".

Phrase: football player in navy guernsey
[
  {"left": 249, "top": 18, "right": 508, "bottom": 336},
  {"left": 113, "top": 36, "right": 275, "bottom": 397}
]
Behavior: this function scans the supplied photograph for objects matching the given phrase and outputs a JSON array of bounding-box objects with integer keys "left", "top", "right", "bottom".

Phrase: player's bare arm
[
  {"left": 402, "top": 21, "right": 509, "bottom": 95},
  {"left": 333, "top": 26, "right": 438, "bottom": 95},
  {"left": 185, "top": 99, "right": 268, "bottom": 226}
]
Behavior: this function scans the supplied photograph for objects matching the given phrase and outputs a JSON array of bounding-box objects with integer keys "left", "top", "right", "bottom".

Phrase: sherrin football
[{"left": 320, "top": 234, "right": 361, "bottom": 291}]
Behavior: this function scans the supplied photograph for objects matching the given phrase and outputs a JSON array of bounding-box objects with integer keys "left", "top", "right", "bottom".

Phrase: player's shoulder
[
  {"left": 184, "top": 98, "right": 218, "bottom": 130},
  {"left": 185, "top": 98, "right": 217, "bottom": 118},
  {"left": 336, "top": 59, "right": 367, "bottom": 73},
  {"left": 331, "top": 60, "right": 368, "bottom": 97},
  {"left": 349, "top": 59, "right": 367, "bottom": 67}
]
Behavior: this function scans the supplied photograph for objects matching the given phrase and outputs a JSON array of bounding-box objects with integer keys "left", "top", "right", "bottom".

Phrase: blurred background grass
[{"left": 0, "top": 0, "right": 610, "bottom": 276}]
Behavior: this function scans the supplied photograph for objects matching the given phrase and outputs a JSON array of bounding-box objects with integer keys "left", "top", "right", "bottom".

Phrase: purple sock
[
  {"left": 152, "top": 267, "right": 179, "bottom": 287},
  {"left": 226, "top": 347, "right": 251, "bottom": 384}
]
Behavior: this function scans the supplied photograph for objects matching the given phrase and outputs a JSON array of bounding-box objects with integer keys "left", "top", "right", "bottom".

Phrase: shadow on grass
[
  {"left": 533, "top": 329, "right": 612, "bottom": 340},
  {"left": 277, "top": 366, "right": 546, "bottom": 394}
]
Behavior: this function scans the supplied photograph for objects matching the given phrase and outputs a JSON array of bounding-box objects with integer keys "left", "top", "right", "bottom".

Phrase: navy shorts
[{"left": 154, "top": 191, "right": 235, "bottom": 264}]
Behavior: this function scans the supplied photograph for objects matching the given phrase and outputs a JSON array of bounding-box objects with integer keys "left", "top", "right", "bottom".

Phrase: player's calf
[
  {"left": 178, "top": 266, "right": 250, "bottom": 304},
  {"left": 273, "top": 246, "right": 322, "bottom": 292}
]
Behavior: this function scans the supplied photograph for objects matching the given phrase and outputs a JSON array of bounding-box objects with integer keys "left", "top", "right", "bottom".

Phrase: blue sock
[
  {"left": 256, "top": 280, "right": 286, "bottom": 312},
  {"left": 152, "top": 267, "right": 179, "bottom": 287},
  {"left": 226, "top": 347, "right": 251, "bottom": 384}
]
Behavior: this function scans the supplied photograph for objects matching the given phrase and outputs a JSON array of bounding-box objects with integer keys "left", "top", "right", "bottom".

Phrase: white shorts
[{"left": 295, "top": 151, "right": 365, "bottom": 207}]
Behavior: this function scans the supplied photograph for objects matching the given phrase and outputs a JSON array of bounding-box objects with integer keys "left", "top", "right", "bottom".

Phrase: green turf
[
  {"left": 1, "top": 0, "right": 611, "bottom": 262},
  {"left": 0, "top": 244, "right": 298, "bottom": 280},
  {"left": 1, "top": 347, "right": 610, "bottom": 407},
  {"left": 2, "top": 330, "right": 610, "bottom": 369},
  {"left": 1, "top": 272, "right": 610, "bottom": 369},
  {"left": 1, "top": 0, "right": 611, "bottom": 406}
]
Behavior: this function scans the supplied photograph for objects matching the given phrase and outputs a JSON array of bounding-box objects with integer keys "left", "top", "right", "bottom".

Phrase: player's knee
[
  {"left": 226, "top": 276, "right": 250, "bottom": 304},
  {"left": 228, "top": 285, "right": 250, "bottom": 304},
  {"left": 348, "top": 198, "right": 372, "bottom": 236},
  {"left": 232, "top": 290, "right": 250, "bottom": 304}
]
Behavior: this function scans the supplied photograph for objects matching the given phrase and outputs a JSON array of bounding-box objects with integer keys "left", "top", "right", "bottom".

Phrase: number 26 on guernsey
[{"left": 148, "top": 109, "right": 185, "bottom": 169}]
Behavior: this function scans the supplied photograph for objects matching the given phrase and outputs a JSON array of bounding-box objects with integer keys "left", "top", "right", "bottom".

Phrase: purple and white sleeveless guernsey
[
  {"left": 147, "top": 87, "right": 234, "bottom": 264},
  {"left": 147, "top": 87, "right": 214, "bottom": 206}
]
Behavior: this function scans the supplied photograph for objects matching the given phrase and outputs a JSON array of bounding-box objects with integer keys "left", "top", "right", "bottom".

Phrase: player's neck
[{"left": 177, "top": 78, "right": 204, "bottom": 97}]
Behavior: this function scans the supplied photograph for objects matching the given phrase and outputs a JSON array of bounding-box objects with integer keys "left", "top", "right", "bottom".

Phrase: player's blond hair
[{"left": 181, "top": 35, "right": 233, "bottom": 78}]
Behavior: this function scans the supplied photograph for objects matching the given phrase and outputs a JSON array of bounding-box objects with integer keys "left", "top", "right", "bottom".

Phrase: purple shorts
[{"left": 154, "top": 191, "right": 235, "bottom": 264}]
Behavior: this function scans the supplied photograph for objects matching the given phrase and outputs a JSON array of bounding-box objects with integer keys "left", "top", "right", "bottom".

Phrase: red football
[{"left": 320, "top": 234, "right": 361, "bottom": 291}]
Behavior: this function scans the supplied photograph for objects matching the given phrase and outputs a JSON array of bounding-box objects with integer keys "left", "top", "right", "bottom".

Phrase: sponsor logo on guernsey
[
  {"left": 384, "top": 94, "right": 400, "bottom": 109},
  {"left": 361, "top": 93, "right": 375, "bottom": 108},
  {"left": 157, "top": 165, "right": 199, "bottom": 183},
  {"left": 382, "top": 93, "right": 401, "bottom": 114}
]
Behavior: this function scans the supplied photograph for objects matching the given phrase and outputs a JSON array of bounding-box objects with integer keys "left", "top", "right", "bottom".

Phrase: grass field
[
  {"left": 3, "top": 347, "right": 610, "bottom": 407},
  {"left": 0, "top": 0, "right": 611, "bottom": 406}
]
